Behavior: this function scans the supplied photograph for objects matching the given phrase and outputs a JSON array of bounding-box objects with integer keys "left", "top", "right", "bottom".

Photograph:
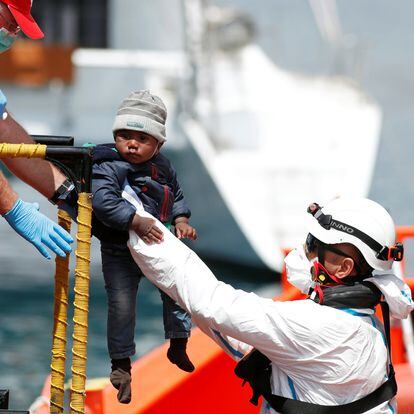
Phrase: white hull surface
[
  {"left": 4, "top": 44, "right": 381, "bottom": 273},
  {"left": 181, "top": 45, "right": 382, "bottom": 272}
]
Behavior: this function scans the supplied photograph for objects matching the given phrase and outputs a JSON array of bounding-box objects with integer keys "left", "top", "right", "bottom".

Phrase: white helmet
[{"left": 306, "top": 197, "right": 403, "bottom": 272}]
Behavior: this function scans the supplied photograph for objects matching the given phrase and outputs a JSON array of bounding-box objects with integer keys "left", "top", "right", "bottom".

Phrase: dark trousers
[{"left": 101, "top": 246, "right": 191, "bottom": 360}]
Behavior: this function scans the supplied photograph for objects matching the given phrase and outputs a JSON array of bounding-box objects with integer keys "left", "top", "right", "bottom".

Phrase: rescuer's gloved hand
[
  {"left": 3, "top": 199, "right": 73, "bottom": 259},
  {"left": 110, "top": 358, "right": 132, "bottom": 404}
]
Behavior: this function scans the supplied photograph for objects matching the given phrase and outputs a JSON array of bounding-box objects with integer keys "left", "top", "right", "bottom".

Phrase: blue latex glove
[
  {"left": 0, "top": 89, "right": 7, "bottom": 118},
  {"left": 3, "top": 199, "right": 73, "bottom": 259}
]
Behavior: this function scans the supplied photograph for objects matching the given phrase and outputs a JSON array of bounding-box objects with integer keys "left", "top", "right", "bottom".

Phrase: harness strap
[
  {"left": 262, "top": 372, "right": 396, "bottom": 414},
  {"left": 235, "top": 301, "right": 397, "bottom": 413},
  {"left": 380, "top": 301, "right": 393, "bottom": 365}
]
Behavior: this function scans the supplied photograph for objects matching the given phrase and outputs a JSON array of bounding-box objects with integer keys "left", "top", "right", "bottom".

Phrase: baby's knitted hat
[{"left": 112, "top": 90, "right": 167, "bottom": 143}]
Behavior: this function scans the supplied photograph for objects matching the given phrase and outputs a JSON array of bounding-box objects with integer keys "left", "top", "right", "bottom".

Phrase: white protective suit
[{"left": 123, "top": 187, "right": 406, "bottom": 414}]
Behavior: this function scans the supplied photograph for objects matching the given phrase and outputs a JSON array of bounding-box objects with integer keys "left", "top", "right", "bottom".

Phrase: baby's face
[{"left": 115, "top": 129, "right": 160, "bottom": 164}]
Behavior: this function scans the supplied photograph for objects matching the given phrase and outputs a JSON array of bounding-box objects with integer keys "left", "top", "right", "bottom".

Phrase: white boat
[
  {"left": 178, "top": 44, "right": 381, "bottom": 271},
  {"left": 3, "top": 0, "right": 382, "bottom": 273},
  {"left": 176, "top": 0, "right": 382, "bottom": 272}
]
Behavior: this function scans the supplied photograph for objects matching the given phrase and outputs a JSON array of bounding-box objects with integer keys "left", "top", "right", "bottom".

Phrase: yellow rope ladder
[
  {"left": 50, "top": 210, "right": 71, "bottom": 414},
  {"left": 70, "top": 192, "right": 92, "bottom": 414},
  {"left": 0, "top": 143, "right": 47, "bottom": 158},
  {"left": 0, "top": 143, "right": 93, "bottom": 414}
]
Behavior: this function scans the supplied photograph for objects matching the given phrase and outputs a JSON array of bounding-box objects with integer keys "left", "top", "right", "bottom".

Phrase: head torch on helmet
[{"left": 307, "top": 203, "right": 404, "bottom": 263}]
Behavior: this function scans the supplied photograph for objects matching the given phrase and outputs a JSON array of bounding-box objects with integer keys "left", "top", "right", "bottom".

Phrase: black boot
[
  {"left": 167, "top": 338, "right": 195, "bottom": 373},
  {"left": 110, "top": 357, "right": 132, "bottom": 404}
]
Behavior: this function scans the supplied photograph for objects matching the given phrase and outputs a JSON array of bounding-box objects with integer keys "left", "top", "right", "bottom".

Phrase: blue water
[{"left": 1, "top": 0, "right": 414, "bottom": 410}]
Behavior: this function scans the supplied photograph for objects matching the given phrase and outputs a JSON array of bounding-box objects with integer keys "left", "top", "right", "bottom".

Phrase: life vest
[{"left": 234, "top": 282, "right": 397, "bottom": 414}]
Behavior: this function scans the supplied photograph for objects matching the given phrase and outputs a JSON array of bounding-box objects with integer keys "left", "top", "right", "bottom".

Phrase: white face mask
[{"left": 284, "top": 245, "right": 315, "bottom": 294}]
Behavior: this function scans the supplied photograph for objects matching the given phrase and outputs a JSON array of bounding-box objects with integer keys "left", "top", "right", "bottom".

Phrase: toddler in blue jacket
[{"left": 92, "top": 90, "right": 197, "bottom": 404}]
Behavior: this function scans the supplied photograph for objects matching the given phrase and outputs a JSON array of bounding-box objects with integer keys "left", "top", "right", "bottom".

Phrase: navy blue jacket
[{"left": 92, "top": 144, "right": 191, "bottom": 245}]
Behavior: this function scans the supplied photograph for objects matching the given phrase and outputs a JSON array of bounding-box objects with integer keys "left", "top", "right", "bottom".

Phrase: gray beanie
[{"left": 112, "top": 90, "right": 167, "bottom": 143}]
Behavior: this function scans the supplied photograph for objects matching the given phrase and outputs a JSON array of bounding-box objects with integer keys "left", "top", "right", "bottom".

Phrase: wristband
[{"left": 49, "top": 179, "right": 75, "bottom": 205}]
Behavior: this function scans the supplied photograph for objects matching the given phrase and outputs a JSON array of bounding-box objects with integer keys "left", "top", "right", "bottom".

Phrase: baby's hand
[
  {"left": 130, "top": 214, "right": 164, "bottom": 245},
  {"left": 175, "top": 222, "right": 197, "bottom": 240}
]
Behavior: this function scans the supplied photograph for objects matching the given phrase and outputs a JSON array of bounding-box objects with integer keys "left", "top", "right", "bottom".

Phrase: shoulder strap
[
  {"left": 380, "top": 301, "right": 393, "bottom": 366},
  {"left": 235, "top": 301, "right": 397, "bottom": 413},
  {"left": 262, "top": 373, "right": 396, "bottom": 413}
]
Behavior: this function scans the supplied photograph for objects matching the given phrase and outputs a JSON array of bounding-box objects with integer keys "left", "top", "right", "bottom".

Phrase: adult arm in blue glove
[{"left": 2, "top": 195, "right": 74, "bottom": 260}]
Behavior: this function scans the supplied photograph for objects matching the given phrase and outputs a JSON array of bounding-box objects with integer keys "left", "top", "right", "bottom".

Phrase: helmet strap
[{"left": 307, "top": 202, "right": 404, "bottom": 263}]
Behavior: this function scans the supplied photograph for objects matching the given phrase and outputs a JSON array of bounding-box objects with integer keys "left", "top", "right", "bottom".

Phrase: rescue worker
[
  {"left": 124, "top": 191, "right": 413, "bottom": 413},
  {"left": 0, "top": 0, "right": 73, "bottom": 259}
]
